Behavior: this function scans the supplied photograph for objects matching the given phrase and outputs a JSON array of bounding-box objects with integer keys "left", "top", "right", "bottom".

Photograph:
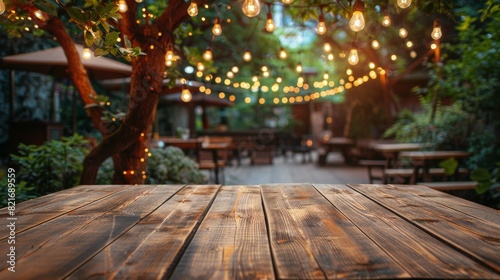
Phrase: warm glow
[
  {"left": 187, "top": 2, "right": 198, "bottom": 17},
  {"left": 232, "top": 66, "right": 239, "bottom": 73},
  {"left": 265, "top": 12, "right": 275, "bottom": 32},
  {"left": 165, "top": 49, "right": 174, "bottom": 61},
  {"left": 245, "top": 97, "right": 252, "bottom": 103},
  {"left": 242, "top": 0, "right": 261, "bottom": 17},
  {"left": 431, "top": 20, "right": 442, "bottom": 40},
  {"left": 382, "top": 14, "right": 391, "bottom": 27},
  {"left": 349, "top": 1, "right": 365, "bottom": 32},
  {"left": 118, "top": 0, "right": 128, "bottom": 13},
  {"left": 397, "top": 0, "right": 412, "bottom": 9},
  {"left": 391, "top": 54, "right": 397, "bottom": 61},
  {"left": 296, "top": 63, "right": 303, "bottom": 73},
  {"left": 203, "top": 47, "right": 213, "bottom": 61},
  {"left": 317, "top": 14, "right": 326, "bottom": 35},
  {"left": 348, "top": 49, "right": 359, "bottom": 65},
  {"left": 323, "top": 43, "right": 332, "bottom": 52},
  {"left": 282, "top": 0, "right": 294, "bottom": 3},
  {"left": 227, "top": 71, "right": 234, "bottom": 79},
  {"left": 279, "top": 47, "right": 287, "bottom": 59},
  {"left": 323, "top": 71, "right": 329, "bottom": 80},
  {"left": 212, "top": 18, "right": 222, "bottom": 36},
  {"left": 410, "top": 50, "right": 417, "bottom": 58},
  {"left": 406, "top": 41, "right": 413, "bottom": 48},
  {"left": 197, "top": 62, "right": 205, "bottom": 71},
  {"left": 430, "top": 43, "right": 437, "bottom": 50},
  {"left": 369, "top": 62, "right": 375, "bottom": 69},
  {"left": 82, "top": 48, "right": 92, "bottom": 60},
  {"left": 243, "top": 49, "right": 252, "bottom": 62},
  {"left": 346, "top": 68, "right": 353, "bottom": 75},
  {"left": 327, "top": 53, "right": 334, "bottom": 61},
  {"left": 371, "top": 40, "right": 380, "bottom": 49},
  {"left": 399, "top": 28, "right": 408, "bottom": 38},
  {"left": 181, "top": 86, "right": 192, "bottom": 102}
]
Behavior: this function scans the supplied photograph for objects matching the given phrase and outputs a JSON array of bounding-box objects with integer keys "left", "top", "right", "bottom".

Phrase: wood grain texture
[
  {"left": 171, "top": 185, "right": 275, "bottom": 280},
  {"left": 315, "top": 184, "right": 498, "bottom": 279},
  {"left": 0, "top": 185, "right": 133, "bottom": 239},
  {"left": 69, "top": 185, "right": 220, "bottom": 279},
  {"left": 350, "top": 184, "right": 500, "bottom": 275},
  {"left": 0, "top": 185, "right": 183, "bottom": 278},
  {"left": 261, "top": 183, "right": 408, "bottom": 279}
]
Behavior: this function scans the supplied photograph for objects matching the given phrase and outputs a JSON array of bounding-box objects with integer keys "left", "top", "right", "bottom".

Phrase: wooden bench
[
  {"left": 384, "top": 168, "right": 469, "bottom": 184},
  {"left": 359, "top": 160, "right": 386, "bottom": 183},
  {"left": 418, "top": 181, "right": 477, "bottom": 191}
]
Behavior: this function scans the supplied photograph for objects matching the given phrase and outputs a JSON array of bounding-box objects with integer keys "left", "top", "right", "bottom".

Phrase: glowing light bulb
[
  {"left": 282, "top": 0, "right": 294, "bottom": 4},
  {"left": 324, "top": 42, "right": 332, "bottom": 52},
  {"left": 165, "top": 49, "right": 174, "bottom": 61},
  {"left": 82, "top": 48, "right": 92, "bottom": 60},
  {"left": 406, "top": 41, "right": 413, "bottom": 48},
  {"left": 431, "top": 20, "right": 442, "bottom": 40},
  {"left": 277, "top": 48, "right": 286, "bottom": 60},
  {"left": 34, "top": 10, "right": 46, "bottom": 20},
  {"left": 397, "top": 0, "right": 412, "bottom": 9},
  {"left": 232, "top": 66, "right": 239, "bottom": 73},
  {"left": 203, "top": 47, "right": 213, "bottom": 61},
  {"left": 212, "top": 18, "right": 222, "bottom": 36},
  {"left": 349, "top": 0, "right": 365, "bottom": 32},
  {"left": 399, "top": 27, "right": 408, "bottom": 38},
  {"left": 371, "top": 40, "right": 380, "bottom": 49},
  {"left": 197, "top": 62, "right": 205, "bottom": 71},
  {"left": 382, "top": 14, "right": 391, "bottom": 27},
  {"left": 118, "top": 0, "right": 128, "bottom": 13},
  {"left": 296, "top": 62, "right": 303, "bottom": 73},
  {"left": 265, "top": 12, "right": 275, "bottom": 32},
  {"left": 243, "top": 49, "right": 252, "bottom": 62},
  {"left": 348, "top": 49, "right": 359, "bottom": 65},
  {"left": 187, "top": 2, "right": 198, "bottom": 17},
  {"left": 317, "top": 14, "right": 326, "bottom": 35},
  {"left": 181, "top": 86, "right": 192, "bottom": 102},
  {"left": 0, "top": 0, "right": 5, "bottom": 15},
  {"left": 242, "top": 0, "right": 261, "bottom": 17},
  {"left": 323, "top": 71, "right": 329, "bottom": 80}
]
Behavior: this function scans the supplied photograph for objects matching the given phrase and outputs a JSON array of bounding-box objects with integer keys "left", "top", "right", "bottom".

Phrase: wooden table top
[
  {"left": 372, "top": 143, "right": 422, "bottom": 153},
  {"left": 2, "top": 184, "right": 499, "bottom": 279},
  {"left": 401, "top": 150, "right": 471, "bottom": 160},
  {"left": 322, "top": 137, "right": 353, "bottom": 145}
]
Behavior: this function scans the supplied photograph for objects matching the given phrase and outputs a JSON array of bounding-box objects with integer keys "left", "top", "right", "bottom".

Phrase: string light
[
  {"left": 431, "top": 20, "right": 442, "bottom": 40},
  {"left": 282, "top": 0, "right": 294, "bottom": 4},
  {"left": 187, "top": 1, "right": 198, "bottom": 17},
  {"left": 265, "top": 10, "right": 275, "bottom": 32},
  {"left": 371, "top": 40, "right": 380, "bottom": 49},
  {"left": 181, "top": 84, "right": 192, "bottom": 102},
  {"left": 296, "top": 62, "right": 303, "bottom": 73},
  {"left": 349, "top": 0, "right": 365, "bottom": 32},
  {"left": 197, "top": 62, "right": 205, "bottom": 71},
  {"left": 232, "top": 66, "right": 239, "bottom": 73},
  {"left": 323, "top": 42, "right": 332, "bottom": 52},
  {"left": 348, "top": 48, "right": 359, "bottom": 65},
  {"left": 117, "top": 0, "right": 128, "bottom": 13},
  {"left": 0, "top": 0, "right": 4, "bottom": 15},
  {"left": 317, "top": 10, "right": 327, "bottom": 35},
  {"left": 242, "top": 0, "right": 261, "bottom": 17},
  {"left": 212, "top": 18, "right": 222, "bottom": 36},
  {"left": 399, "top": 27, "right": 408, "bottom": 38},
  {"left": 397, "top": 0, "right": 412, "bottom": 9},
  {"left": 382, "top": 13, "right": 391, "bottom": 27},
  {"left": 165, "top": 44, "right": 174, "bottom": 62},
  {"left": 203, "top": 47, "right": 213, "bottom": 61},
  {"left": 82, "top": 48, "right": 92, "bottom": 60},
  {"left": 243, "top": 48, "right": 252, "bottom": 62},
  {"left": 279, "top": 47, "right": 287, "bottom": 59}
]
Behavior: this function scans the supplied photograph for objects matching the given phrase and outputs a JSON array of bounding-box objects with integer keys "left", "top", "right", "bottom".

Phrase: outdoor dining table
[
  {"left": 372, "top": 143, "right": 422, "bottom": 168},
  {"left": 1, "top": 183, "right": 499, "bottom": 279},
  {"left": 318, "top": 137, "right": 354, "bottom": 165},
  {"left": 200, "top": 141, "right": 230, "bottom": 184},
  {"left": 400, "top": 150, "right": 471, "bottom": 184}
]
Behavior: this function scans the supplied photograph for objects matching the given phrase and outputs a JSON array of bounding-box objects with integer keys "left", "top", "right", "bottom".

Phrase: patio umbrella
[{"left": 0, "top": 44, "right": 132, "bottom": 80}]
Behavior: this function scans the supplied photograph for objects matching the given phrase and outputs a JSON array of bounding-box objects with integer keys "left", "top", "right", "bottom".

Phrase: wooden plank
[
  {"left": 261, "top": 183, "right": 409, "bottom": 279},
  {"left": 0, "top": 185, "right": 183, "bottom": 278},
  {"left": 315, "top": 184, "right": 499, "bottom": 279},
  {"left": 0, "top": 185, "right": 133, "bottom": 239},
  {"left": 350, "top": 184, "right": 500, "bottom": 275},
  {"left": 68, "top": 185, "right": 220, "bottom": 279},
  {"left": 171, "top": 185, "right": 275, "bottom": 280}
]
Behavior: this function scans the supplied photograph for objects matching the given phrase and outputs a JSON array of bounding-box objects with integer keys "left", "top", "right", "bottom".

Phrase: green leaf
[
  {"left": 476, "top": 182, "right": 491, "bottom": 194},
  {"left": 438, "top": 158, "right": 458, "bottom": 176},
  {"left": 105, "top": 31, "right": 119, "bottom": 47},
  {"left": 471, "top": 168, "right": 491, "bottom": 182},
  {"left": 94, "top": 48, "right": 109, "bottom": 57},
  {"left": 101, "top": 20, "right": 110, "bottom": 32},
  {"left": 84, "top": 30, "right": 95, "bottom": 46},
  {"left": 35, "top": 1, "right": 58, "bottom": 17},
  {"left": 123, "top": 35, "right": 132, "bottom": 49},
  {"left": 67, "top": 7, "right": 87, "bottom": 25}
]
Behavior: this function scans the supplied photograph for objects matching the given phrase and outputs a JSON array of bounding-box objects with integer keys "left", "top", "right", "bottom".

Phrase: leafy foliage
[
  {"left": 0, "top": 178, "right": 37, "bottom": 208},
  {"left": 10, "top": 134, "right": 89, "bottom": 195}
]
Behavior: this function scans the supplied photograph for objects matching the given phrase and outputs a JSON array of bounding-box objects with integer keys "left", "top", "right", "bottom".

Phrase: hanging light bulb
[
  {"left": 431, "top": 20, "right": 442, "bottom": 40},
  {"left": 165, "top": 45, "right": 174, "bottom": 62},
  {"left": 232, "top": 66, "right": 239, "bottom": 73},
  {"left": 397, "top": 0, "right": 412, "bottom": 9},
  {"left": 279, "top": 47, "right": 287, "bottom": 59},
  {"left": 187, "top": 2, "right": 198, "bottom": 17},
  {"left": 243, "top": 48, "right": 252, "bottom": 62},
  {"left": 323, "top": 71, "right": 329, "bottom": 80},
  {"left": 317, "top": 13, "right": 327, "bottom": 35},
  {"left": 117, "top": 0, "right": 128, "bottom": 13},
  {"left": 296, "top": 62, "right": 303, "bottom": 73},
  {"left": 203, "top": 47, "right": 213, "bottom": 61},
  {"left": 282, "top": 0, "right": 294, "bottom": 4},
  {"left": 242, "top": 0, "right": 261, "bottom": 17},
  {"left": 371, "top": 39, "right": 380, "bottom": 49},
  {"left": 82, "top": 48, "right": 92, "bottom": 60},
  {"left": 212, "top": 18, "right": 222, "bottom": 36},
  {"left": 323, "top": 42, "right": 332, "bottom": 52},
  {"left": 348, "top": 49, "right": 359, "bottom": 65},
  {"left": 382, "top": 13, "right": 391, "bottom": 27},
  {"left": 135, "top": 0, "right": 143, "bottom": 2},
  {"left": 0, "top": 0, "right": 5, "bottom": 15},
  {"left": 265, "top": 12, "right": 275, "bottom": 32},
  {"left": 349, "top": 0, "right": 365, "bottom": 32},
  {"left": 399, "top": 27, "right": 408, "bottom": 38},
  {"left": 276, "top": 76, "right": 283, "bottom": 83},
  {"left": 197, "top": 62, "right": 205, "bottom": 71},
  {"left": 181, "top": 85, "right": 192, "bottom": 102}
]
